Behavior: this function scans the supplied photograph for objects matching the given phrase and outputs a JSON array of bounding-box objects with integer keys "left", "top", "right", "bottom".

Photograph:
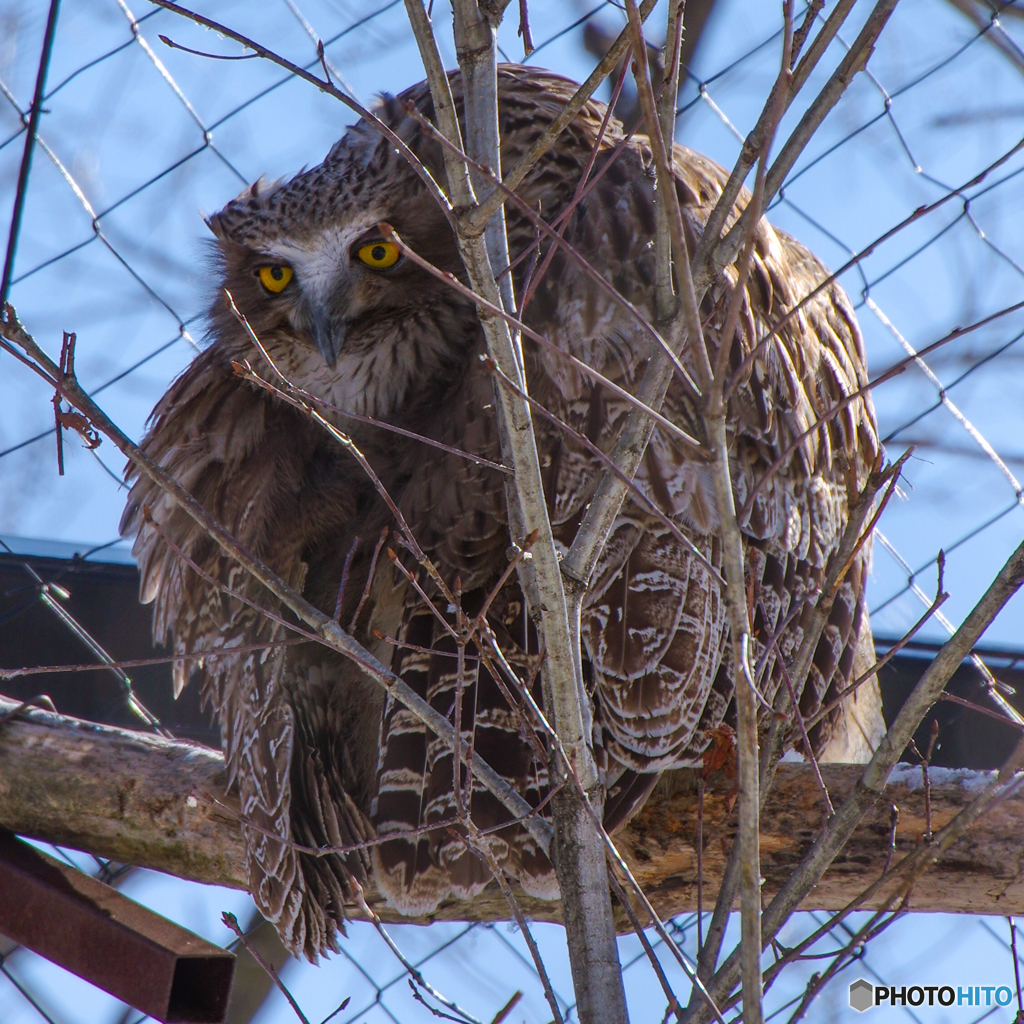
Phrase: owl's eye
[
  {"left": 258, "top": 265, "right": 293, "bottom": 293},
  {"left": 356, "top": 241, "right": 400, "bottom": 270}
]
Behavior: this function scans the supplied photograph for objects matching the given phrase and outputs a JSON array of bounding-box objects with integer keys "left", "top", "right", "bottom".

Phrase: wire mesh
[{"left": 3, "top": 0, "right": 1024, "bottom": 1021}]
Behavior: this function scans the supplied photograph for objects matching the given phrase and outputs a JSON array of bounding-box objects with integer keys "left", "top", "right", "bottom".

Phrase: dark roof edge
[{"left": 0, "top": 534, "right": 135, "bottom": 566}]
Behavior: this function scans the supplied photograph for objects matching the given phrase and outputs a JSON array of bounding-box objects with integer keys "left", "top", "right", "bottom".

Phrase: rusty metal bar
[{"left": 0, "top": 830, "right": 234, "bottom": 1023}]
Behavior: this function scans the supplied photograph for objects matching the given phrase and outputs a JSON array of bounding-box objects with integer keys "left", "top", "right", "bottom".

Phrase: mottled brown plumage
[{"left": 122, "top": 65, "right": 881, "bottom": 960}]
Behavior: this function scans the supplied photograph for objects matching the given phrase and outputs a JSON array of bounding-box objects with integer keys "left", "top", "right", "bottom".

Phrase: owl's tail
[
  {"left": 241, "top": 666, "right": 374, "bottom": 963},
  {"left": 371, "top": 592, "right": 559, "bottom": 916}
]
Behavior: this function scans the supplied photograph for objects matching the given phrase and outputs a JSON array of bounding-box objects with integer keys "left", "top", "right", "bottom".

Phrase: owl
[{"left": 121, "top": 65, "right": 882, "bottom": 960}]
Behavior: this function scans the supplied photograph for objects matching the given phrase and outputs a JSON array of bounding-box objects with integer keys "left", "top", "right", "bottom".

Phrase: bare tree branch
[
  {"left": 704, "top": 0, "right": 901, "bottom": 288},
  {"left": 462, "top": 0, "right": 660, "bottom": 236},
  {"left": 690, "top": 0, "right": 859, "bottom": 287},
  {"left": 401, "top": 6, "right": 626, "bottom": 1020},
  {"left": 689, "top": 529, "right": 1024, "bottom": 1023}
]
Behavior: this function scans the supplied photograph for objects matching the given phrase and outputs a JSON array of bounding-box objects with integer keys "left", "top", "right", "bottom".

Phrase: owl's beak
[{"left": 310, "top": 308, "right": 345, "bottom": 368}]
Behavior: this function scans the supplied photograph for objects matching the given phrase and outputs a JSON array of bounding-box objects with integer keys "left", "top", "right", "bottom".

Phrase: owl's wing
[
  {"left": 121, "top": 344, "right": 373, "bottom": 959},
  {"left": 706, "top": 192, "right": 879, "bottom": 757},
  {"left": 637, "top": 147, "right": 880, "bottom": 767},
  {"left": 517, "top": 136, "right": 880, "bottom": 817}
]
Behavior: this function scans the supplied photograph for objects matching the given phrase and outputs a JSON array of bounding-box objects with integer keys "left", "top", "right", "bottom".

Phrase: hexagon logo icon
[{"left": 849, "top": 979, "right": 874, "bottom": 1012}]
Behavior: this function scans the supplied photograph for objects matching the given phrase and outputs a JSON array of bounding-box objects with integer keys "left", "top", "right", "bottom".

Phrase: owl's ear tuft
[
  {"left": 204, "top": 211, "right": 226, "bottom": 239},
  {"left": 227, "top": 175, "right": 264, "bottom": 203},
  {"left": 230, "top": 175, "right": 286, "bottom": 206},
  {"left": 378, "top": 91, "right": 400, "bottom": 121},
  {"left": 247, "top": 175, "right": 276, "bottom": 199},
  {"left": 376, "top": 88, "right": 428, "bottom": 148}
]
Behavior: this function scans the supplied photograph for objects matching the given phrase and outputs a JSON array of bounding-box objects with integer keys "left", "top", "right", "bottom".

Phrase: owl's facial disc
[{"left": 261, "top": 223, "right": 402, "bottom": 368}]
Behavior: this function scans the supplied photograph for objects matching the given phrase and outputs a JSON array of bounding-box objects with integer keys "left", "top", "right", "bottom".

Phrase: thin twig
[
  {"left": 453, "top": 577, "right": 467, "bottom": 820},
  {"left": 466, "top": 530, "right": 536, "bottom": 641},
  {"left": 463, "top": 0, "right": 659, "bottom": 235},
  {"left": 608, "top": 869, "right": 683, "bottom": 1022},
  {"left": 806, "top": 590, "right": 949, "bottom": 730},
  {"left": 1011, "top": 917, "right": 1023, "bottom": 1019},
  {"left": 146, "top": 0, "right": 456, "bottom": 227},
  {"left": 686, "top": 1, "right": 796, "bottom": 1011},
  {"left": 372, "top": 630, "right": 476, "bottom": 661},
  {"left": 742, "top": 299, "right": 1024, "bottom": 517},
  {"left": 0, "top": 0, "right": 60, "bottom": 310},
  {"left": 351, "top": 525, "right": 390, "bottom": 632},
  {"left": 490, "top": 991, "right": 523, "bottom": 1024},
  {"left": 909, "top": 719, "right": 939, "bottom": 840},
  {"left": 759, "top": 0, "right": 900, "bottom": 214},
  {"left": 0, "top": 639, "right": 312, "bottom": 680},
  {"left": 757, "top": 451, "right": 903, "bottom": 804},
  {"left": 353, "top": 889, "right": 484, "bottom": 1024},
  {"left": 789, "top": 0, "right": 826, "bottom": 64},
  {"left": 222, "top": 912, "right": 311, "bottom": 1024},
  {"left": 225, "top": 291, "right": 458, "bottom": 611},
  {"left": 626, "top": 0, "right": 713, "bottom": 392},
  {"left": 776, "top": 656, "right": 834, "bottom": 818},
  {"left": 334, "top": 536, "right": 360, "bottom": 621},
  {"left": 726, "top": 143, "right": 1024, "bottom": 427},
  {"left": 757, "top": 733, "right": 1024, "bottom": 1001},
  {"left": 708, "top": 0, "right": 901, "bottom": 290},
  {"left": 456, "top": 827, "right": 564, "bottom": 1024},
  {"left": 712, "top": 4, "right": 791, "bottom": 392},
  {"left": 382, "top": 220, "right": 704, "bottom": 456},
  {"left": 158, "top": 35, "right": 258, "bottom": 60},
  {"left": 696, "top": 772, "right": 705, "bottom": 948},
  {"left": 883, "top": 804, "right": 899, "bottom": 877},
  {"left": 784, "top": 905, "right": 906, "bottom": 1024},
  {"left": 485, "top": 356, "right": 719, "bottom": 579},
  {"left": 9, "top": 547, "right": 167, "bottom": 734},
  {"left": 316, "top": 39, "right": 332, "bottom": 86},
  {"left": 690, "top": 0, "right": 858, "bottom": 290},
  {"left": 472, "top": 630, "right": 551, "bottom": 765},
  {"left": 692, "top": 539, "right": 1024, "bottom": 1023},
  {"left": 516, "top": 0, "right": 532, "bottom": 56},
  {"left": 142, "top": 506, "right": 321, "bottom": 647},
  {"left": 285, "top": 372, "right": 511, "bottom": 475},
  {"left": 384, "top": 546, "right": 459, "bottom": 643},
  {"left": 939, "top": 691, "right": 1024, "bottom": 730}
]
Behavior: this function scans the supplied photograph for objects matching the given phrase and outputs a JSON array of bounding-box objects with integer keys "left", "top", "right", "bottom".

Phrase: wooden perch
[{"left": 2, "top": 694, "right": 1023, "bottom": 925}]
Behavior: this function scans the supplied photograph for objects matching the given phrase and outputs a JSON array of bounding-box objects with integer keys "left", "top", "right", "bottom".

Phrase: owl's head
[
  {"left": 200, "top": 67, "right": 605, "bottom": 419},
  {"left": 202, "top": 90, "right": 477, "bottom": 420}
]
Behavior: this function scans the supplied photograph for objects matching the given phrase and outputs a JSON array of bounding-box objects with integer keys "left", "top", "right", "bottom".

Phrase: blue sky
[{"left": 3, "top": 1, "right": 1024, "bottom": 1021}]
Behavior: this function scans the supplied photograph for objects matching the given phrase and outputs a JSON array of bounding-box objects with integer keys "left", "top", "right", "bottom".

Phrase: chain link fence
[{"left": 4, "top": 0, "right": 1024, "bottom": 1020}]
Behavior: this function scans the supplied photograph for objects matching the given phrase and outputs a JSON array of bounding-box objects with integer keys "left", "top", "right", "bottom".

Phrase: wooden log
[{"left": 1, "top": 695, "right": 1022, "bottom": 925}]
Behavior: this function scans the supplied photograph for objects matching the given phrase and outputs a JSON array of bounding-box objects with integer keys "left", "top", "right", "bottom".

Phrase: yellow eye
[
  {"left": 258, "top": 265, "right": 293, "bottom": 293},
  {"left": 356, "top": 241, "right": 400, "bottom": 270}
]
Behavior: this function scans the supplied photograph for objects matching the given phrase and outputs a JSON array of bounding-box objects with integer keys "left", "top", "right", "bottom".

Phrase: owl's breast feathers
[{"left": 122, "top": 65, "right": 879, "bottom": 956}]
